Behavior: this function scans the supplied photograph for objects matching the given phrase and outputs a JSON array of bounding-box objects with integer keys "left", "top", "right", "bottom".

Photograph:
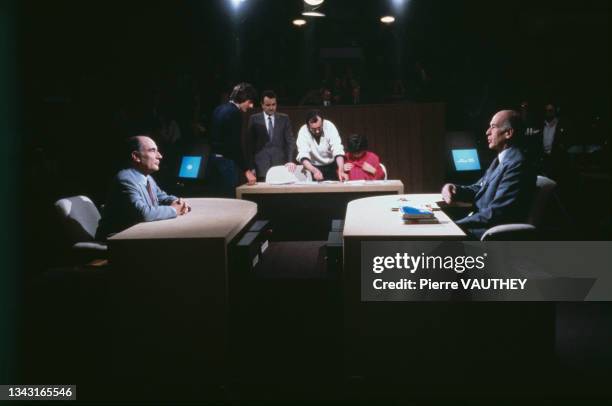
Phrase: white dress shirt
[
  {"left": 296, "top": 119, "right": 345, "bottom": 166},
  {"left": 265, "top": 113, "right": 275, "bottom": 133},
  {"left": 542, "top": 118, "right": 558, "bottom": 154}
]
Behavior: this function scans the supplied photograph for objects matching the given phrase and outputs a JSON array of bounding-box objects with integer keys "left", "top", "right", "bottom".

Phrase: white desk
[
  {"left": 110, "top": 198, "right": 257, "bottom": 241},
  {"left": 236, "top": 180, "right": 404, "bottom": 199},
  {"left": 343, "top": 194, "right": 465, "bottom": 239},
  {"left": 108, "top": 198, "right": 257, "bottom": 391},
  {"left": 341, "top": 194, "right": 554, "bottom": 380},
  {"left": 236, "top": 180, "right": 404, "bottom": 240}
]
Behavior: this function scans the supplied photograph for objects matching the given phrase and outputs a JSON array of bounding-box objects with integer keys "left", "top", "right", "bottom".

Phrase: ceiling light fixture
[
  {"left": 380, "top": 15, "right": 395, "bottom": 24},
  {"left": 302, "top": 11, "right": 325, "bottom": 17},
  {"left": 302, "top": 0, "right": 325, "bottom": 18},
  {"left": 293, "top": 19, "right": 307, "bottom": 26}
]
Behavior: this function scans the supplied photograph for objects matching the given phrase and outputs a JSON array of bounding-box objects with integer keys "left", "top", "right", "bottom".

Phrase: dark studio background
[
  {"left": 1, "top": 0, "right": 611, "bottom": 403},
  {"left": 13, "top": 0, "right": 612, "bottom": 268}
]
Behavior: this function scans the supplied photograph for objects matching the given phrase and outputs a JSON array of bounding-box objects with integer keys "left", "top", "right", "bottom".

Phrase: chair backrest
[
  {"left": 54, "top": 195, "right": 101, "bottom": 243},
  {"left": 265, "top": 165, "right": 312, "bottom": 184},
  {"left": 527, "top": 176, "right": 557, "bottom": 227},
  {"left": 379, "top": 163, "right": 388, "bottom": 180}
]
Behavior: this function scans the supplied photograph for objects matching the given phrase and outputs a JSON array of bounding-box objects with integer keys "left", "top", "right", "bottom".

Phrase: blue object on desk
[
  {"left": 451, "top": 149, "right": 481, "bottom": 171},
  {"left": 401, "top": 206, "right": 434, "bottom": 219},
  {"left": 178, "top": 156, "right": 203, "bottom": 179}
]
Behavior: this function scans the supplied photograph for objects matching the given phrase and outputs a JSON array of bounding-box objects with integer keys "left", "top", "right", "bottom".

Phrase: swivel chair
[{"left": 481, "top": 176, "right": 557, "bottom": 240}]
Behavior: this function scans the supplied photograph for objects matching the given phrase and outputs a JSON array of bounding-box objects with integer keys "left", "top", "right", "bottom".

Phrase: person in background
[
  {"left": 539, "top": 102, "right": 570, "bottom": 180},
  {"left": 246, "top": 90, "right": 296, "bottom": 181},
  {"left": 343, "top": 134, "right": 385, "bottom": 180},
  {"left": 296, "top": 110, "right": 348, "bottom": 181},
  {"left": 207, "top": 82, "right": 257, "bottom": 197}
]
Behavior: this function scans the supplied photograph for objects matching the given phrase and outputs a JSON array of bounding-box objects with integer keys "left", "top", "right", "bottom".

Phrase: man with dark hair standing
[
  {"left": 441, "top": 110, "right": 535, "bottom": 239},
  {"left": 296, "top": 110, "right": 348, "bottom": 181},
  {"left": 208, "top": 82, "right": 257, "bottom": 197},
  {"left": 97, "top": 135, "right": 191, "bottom": 239},
  {"left": 246, "top": 90, "right": 296, "bottom": 180}
]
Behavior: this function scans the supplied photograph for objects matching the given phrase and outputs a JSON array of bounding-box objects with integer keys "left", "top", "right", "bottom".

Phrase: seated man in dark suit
[
  {"left": 246, "top": 90, "right": 296, "bottom": 181},
  {"left": 97, "top": 135, "right": 191, "bottom": 239},
  {"left": 441, "top": 110, "right": 536, "bottom": 239}
]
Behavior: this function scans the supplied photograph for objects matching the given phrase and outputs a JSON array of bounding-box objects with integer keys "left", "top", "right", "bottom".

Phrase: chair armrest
[
  {"left": 73, "top": 241, "right": 108, "bottom": 252},
  {"left": 481, "top": 224, "right": 536, "bottom": 241}
]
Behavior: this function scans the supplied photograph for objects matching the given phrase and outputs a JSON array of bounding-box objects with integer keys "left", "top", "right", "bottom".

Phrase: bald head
[
  {"left": 127, "top": 135, "right": 162, "bottom": 175},
  {"left": 486, "top": 110, "right": 522, "bottom": 152}
]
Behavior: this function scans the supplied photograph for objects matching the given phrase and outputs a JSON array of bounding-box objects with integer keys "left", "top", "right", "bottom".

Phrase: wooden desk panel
[
  {"left": 236, "top": 181, "right": 404, "bottom": 240},
  {"left": 341, "top": 194, "right": 553, "bottom": 381},
  {"left": 108, "top": 198, "right": 257, "bottom": 395},
  {"left": 236, "top": 180, "right": 404, "bottom": 199}
]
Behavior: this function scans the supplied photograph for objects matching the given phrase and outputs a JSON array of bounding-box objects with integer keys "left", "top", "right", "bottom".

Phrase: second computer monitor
[{"left": 451, "top": 149, "right": 481, "bottom": 172}]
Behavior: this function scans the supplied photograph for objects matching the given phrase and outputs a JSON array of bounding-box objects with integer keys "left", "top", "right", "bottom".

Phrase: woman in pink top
[{"left": 344, "top": 134, "right": 385, "bottom": 180}]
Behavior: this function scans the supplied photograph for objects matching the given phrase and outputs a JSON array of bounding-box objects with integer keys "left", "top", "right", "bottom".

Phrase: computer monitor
[
  {"left": 451, "top": 149, "right": 481, "bottom": 171},
  {"left": 178, "top": 156, "right": 203, "bottom": 179}
]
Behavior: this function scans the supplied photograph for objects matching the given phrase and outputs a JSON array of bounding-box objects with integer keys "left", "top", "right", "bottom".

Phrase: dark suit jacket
[
  {"left": 246, "top": 112, "right": 296, "bottom": 177},
  {"left": 209, "top": 102, "right": 247, "bottom": 170},
  {"left": 535, "top": 119, "right": 570, "bottom": 179},
  {"left": 455, "top": 146, "right": 536, "bottom": 238}
]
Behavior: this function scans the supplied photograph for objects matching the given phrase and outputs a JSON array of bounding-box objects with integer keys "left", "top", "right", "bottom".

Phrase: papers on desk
[
  {"left": 267, "top": 180, "right": 296, "bottom": 185},
  {"left": 321, "top": 180, "right": 392, "bottom": 185}
]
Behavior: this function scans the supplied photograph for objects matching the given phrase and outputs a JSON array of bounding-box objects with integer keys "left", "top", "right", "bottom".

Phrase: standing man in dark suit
[
  {"left": 441, "top": 110, "right": 536, "bottom": 239},
  {"left": 246, "top": 90, "right": 296, "bottom": 180},
  {"left": 539, "top": 102, "right": 570, "bottom": 180},
  {"left": 207, "top": 82, "right": 257, "bottom": 197}
]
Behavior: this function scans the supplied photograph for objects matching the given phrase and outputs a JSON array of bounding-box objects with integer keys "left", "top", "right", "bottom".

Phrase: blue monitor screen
[
  {"left": 178, "top": 156, "right": 202, "bottom": 179},
  {"left": 452, "top": 149, "right": 481, "bottom": 171}
]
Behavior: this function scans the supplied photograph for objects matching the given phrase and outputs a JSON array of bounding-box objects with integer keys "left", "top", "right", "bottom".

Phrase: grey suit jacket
[
  {"left": 455, "top": 147, "right": 536, "bottom": 238},
  {"left": 247, "top": 112, "right": 296, "bottom": 177},
  {"left": 97, "top": 168, "right": 178, "bottom": 239}
]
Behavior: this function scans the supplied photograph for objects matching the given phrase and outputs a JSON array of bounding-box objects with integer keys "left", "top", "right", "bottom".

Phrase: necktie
[
  {"left": 483, "top": 157, "right": 500, "bottom": 185},
  {"left": 267, "top": 115, "right": 274, "bottom": 140},
  {"left": 490, "top": 157, "right": 500, "bottom": 172},
  {"left": 146, "top": 179, "right": 157, "bottom": 206}
]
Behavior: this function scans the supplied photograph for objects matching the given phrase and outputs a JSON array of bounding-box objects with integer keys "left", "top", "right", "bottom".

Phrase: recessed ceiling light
[
  {"left": 302, "top": 11, "right": 325, "bottom": 17},
  {"left": 293, "top": 19, "right": 307, "bottom": 26},
  {"left": 380, "top": 15, "right": 395, "bottom": 24},
  {"left": 304, "top": 0, "right": 324, "bottom": 5}
]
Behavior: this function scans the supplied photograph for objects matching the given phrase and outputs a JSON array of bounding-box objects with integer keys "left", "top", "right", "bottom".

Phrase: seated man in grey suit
[
  {"left": 246, "top": 90, "right": 296, "bottom": 181},
  {"left": 441, "top": 110, "right": 536, "bottom": 239},
  {"left": 97, "top": 135, "right": 191, "bottom": 239}
]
